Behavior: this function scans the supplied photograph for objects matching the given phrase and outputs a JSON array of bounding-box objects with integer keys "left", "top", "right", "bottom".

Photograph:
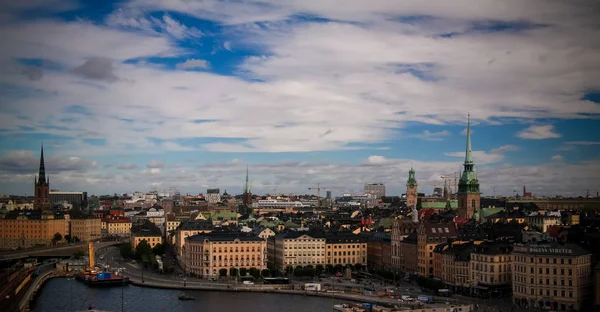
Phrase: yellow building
[
  {"left": 470, "top": 242, "right": 512, "bottom": 296},
  {"left": 398, "top": 232, "right": 418, "bottom": 274},
  {"left": 131, "top": 223, "right": 163, "bottom": 250},
  {"left": 325, "top": 234, "right": 367, "bottom": 266},
  {"left": 175, "top": 220, "right": 214, "bottom": 258},
  {"left": 273, "top": 232, "right": 325, "bottom": 271},
  {"left": 0, "top": 211, "right": 66, "bottom": 248},
  {"left": 69, "top": 217, "right": 101, "bottom": 242},
  {"left": 440, "top": 242, "right": 474, "bottom": 292},
  {"left": 417, "top": 222, "right": 458, "bottom": 276},
  {"left": 184, "top": 233, "right": 267, "bottom": 278},
  {"left": 527, "top": 215, "right": 560, "bottom": 233},
  {"left": 106, "top": 218, "right": 132, "bottom": 236},
  {"left": 512, "top": 242, "right": 593, "bottom": 311}
]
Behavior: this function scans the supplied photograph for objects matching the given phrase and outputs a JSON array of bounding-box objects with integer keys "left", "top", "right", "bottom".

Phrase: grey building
[
  {"left": 50, "top": 191, "right": 88, "bottom": 210},
  {"left": 364, "top": 183, "right": 386, "bottom": 198}
]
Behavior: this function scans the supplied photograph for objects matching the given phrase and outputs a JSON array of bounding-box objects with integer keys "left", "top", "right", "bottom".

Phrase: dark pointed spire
[
  {"left": 38, "top": 143, "right": 47, "bottom": 185},
  {"left": 465, "top": 112, "right": 473, "bottom": 164}
]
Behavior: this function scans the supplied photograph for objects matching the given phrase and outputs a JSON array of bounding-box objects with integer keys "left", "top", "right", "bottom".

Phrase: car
[{"left": 243, "top": 281, "right": 254, "bottom": 285}]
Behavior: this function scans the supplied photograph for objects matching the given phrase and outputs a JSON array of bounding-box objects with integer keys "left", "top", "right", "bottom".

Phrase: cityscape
[{"left": 1, "top": 1, "right": 600, "bottom": 312}]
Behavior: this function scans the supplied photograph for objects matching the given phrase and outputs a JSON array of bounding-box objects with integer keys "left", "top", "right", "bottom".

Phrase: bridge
[{"left": 0, "top": 240, "right": 127, "bottom": 261}]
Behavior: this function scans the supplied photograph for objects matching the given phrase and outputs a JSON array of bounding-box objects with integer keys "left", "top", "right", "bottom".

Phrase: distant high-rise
[
  {"left": 326, "top": 191, "right": 332, "bottom": 199},
  {"left": 34, "top": 144, "right": 50, "bottom": 210},
  {"left": 364, "top": 183, "right": 386, "bottom": 198},
  {"left": 457, "top": 113, "right": 480, "bottom": 219}
]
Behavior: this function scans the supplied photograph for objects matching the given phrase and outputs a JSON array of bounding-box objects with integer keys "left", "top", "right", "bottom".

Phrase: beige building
[
  {"left": 440, "top": 242, "right": 474, "bottom": 291},
  {"left": 175, "top": 220, "right": 214, "bottom": 258},
  {"left": 391, "top": 218, "right": 418, "bottom": 271},
  {"left": 131, "top": 223, "right": 163, "bottom": 250},
  {"left": 106, "top": 218, "right": 132, "bottom": 236},
  {"left": 325, "top": 234, "right": 367, "bottom": 266},
  {"left": 398, "top": 232, "right": 418, "bottom": 275},
  {"left": 527, "top": 215, "right": 560, "bottom": 233},
  {"left": 184, "top": 233, "right": 266, "bottom": 278},
  {"left": 417, "top": 222, "right": 458, "bottom": 276},
  {"left": 512, "top": 242, "right": 592, "bottom": 311},
  {"left": 0, "top": 211, "right": 67, "bottom": 248},
  {"left": 69, "top": 217, "right": 101, "bottom": 242},
  {"left": 272, "top": 232, "right": 325, "bottom": 271},
  {"left": 470, "top": 241, "right": 512, "bottom": 296}
]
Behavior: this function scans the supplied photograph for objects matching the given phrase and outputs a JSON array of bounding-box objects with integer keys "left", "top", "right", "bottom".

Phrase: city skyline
[{"left": 0, "top": 1, "right": 599, "bottom": 196}]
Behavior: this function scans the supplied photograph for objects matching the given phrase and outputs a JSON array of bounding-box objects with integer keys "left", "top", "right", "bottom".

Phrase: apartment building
[
  {"left": 106, "top": 218, "right": 132, "bottom": 236},
  {"left": 390, "top": 218, "right": 418, "bottom": 271},
  {"left": 470, "top": 241, "right": 513, "bottom": 296},
  {"left": 131, "top": 222, "right": 163, "bottom": 250},
  {"left": 175, "top": 220, "right": 214, "bottom": 258},
  {"left": 325, "top": 234, "right": 367, "bottom": 266},
  {"left": 69, "top": 216, "right": 101, "bottom": 242},
  {"left": 272, "top": 232, "right": 326, "bottom": 271},
  {"left": 440, "top": 242, "right": 474, "bottom": 292},
  {"left": 184, "top": 233, "right": 266, "bottom": 278},
  {"left": 0, "top": 211, "right": 66, "bottom": 248},
  {"left": 512, "top": 242, "right": 592, "bottom": 311},
  {"left": 417, "top": 222, "right": 458, "bottom": 276},
  {"left": 399, "top": 232, "right": 418, "bottom": 275},
  {"left": 527, "top": 215, "right": 560, "bottom": 233}
]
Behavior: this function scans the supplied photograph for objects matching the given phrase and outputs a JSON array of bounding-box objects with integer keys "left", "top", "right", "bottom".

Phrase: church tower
[
  {"left": 457, "top": 113, "right": 480, "bottom": 219},
  {"left": 406, "top": 168, "right": 418, "bottom": 208},
  {"left": 242, "top": 165, "right": 253, "bottom": 206},
  {"left": 34, "top": 144, "right": 50, "bottom": 210}
]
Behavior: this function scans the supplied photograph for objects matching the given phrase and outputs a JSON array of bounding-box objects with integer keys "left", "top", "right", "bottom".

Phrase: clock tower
[
  {"left": 457, "top": 113, "right": 480, "bottom": 219},
  {"left": 406, "top": 168, "right": 418, "bottom": 208}
]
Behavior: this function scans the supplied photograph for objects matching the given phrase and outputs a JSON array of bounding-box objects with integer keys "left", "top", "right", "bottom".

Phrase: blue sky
[{"left": 0, "top": 0, "right": 599, "bottom": 197}]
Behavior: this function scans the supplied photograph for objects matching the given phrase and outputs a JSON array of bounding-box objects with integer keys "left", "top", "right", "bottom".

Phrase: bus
[{"left": 263, "top": 277, "right": 290, "bottom": 284}]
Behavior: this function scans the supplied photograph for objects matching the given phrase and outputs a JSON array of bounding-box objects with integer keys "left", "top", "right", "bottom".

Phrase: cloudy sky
[{"left": 0, "top": 0, "right": 599, "bottom": 197}]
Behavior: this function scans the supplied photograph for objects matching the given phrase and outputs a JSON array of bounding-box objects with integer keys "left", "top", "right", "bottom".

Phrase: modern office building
[{"left": 364, "top": 183, "right": 386, "bottom": 199}]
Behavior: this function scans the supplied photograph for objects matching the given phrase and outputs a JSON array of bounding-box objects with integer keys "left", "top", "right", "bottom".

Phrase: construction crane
[{"left": 308, "top": 183, "right": 341, "bottom": 206}]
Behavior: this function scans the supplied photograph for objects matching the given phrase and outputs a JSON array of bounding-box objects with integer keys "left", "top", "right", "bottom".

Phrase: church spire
[
  {"left": 465, "top": 112, "right": 473, "bottom": 165},
  {"left": 244, "top": 165, "right": 250, "bottom": 193},
  {"left": 38, "top": 143, "right": 47, "bottom": 185}
]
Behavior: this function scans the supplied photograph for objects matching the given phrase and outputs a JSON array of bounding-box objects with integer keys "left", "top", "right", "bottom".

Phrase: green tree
[
  {"left": 325, "top": 264, "right": 333, "bottom": 273},
  {"left": 52, "top": 233, "right": 63, "bottom": 245},
  {"left": 134, "top": 240, "right": 152, "bottom": 260},
  {"left": 152, "top": 243, "right": 165, "bottom": 255},
  {"left": 249, "top": 268, "right": 260, "bottom": 279},
  {"left": 72, "top": 236, "right": 80, "bottom": 243},
  {"left": 354, "top": 263, "right": 363, "bottom": 272},
  {"left": 261, "top": 269, "right": 270, "bottom": 279},
  {"left": 239, "top": 268, "right": 248, "bottom": 277},
  {"left": 229, "top": 268, "right": 238, "bottom": 277},
  {"left": 315, "top": 265, "right": 324, "bottom": 276},
  {"left": 334, "top": 264, "right": 343, "bottom": 273},
  {"left": 285, "top": 265, "right": 293, "bottom": 275},
  {"left": 219, "top": 269, "right": 227, "bottom": 277},
  {"left": 120, "top": 243, "right": 134, "bottom": 259},
  {"left": 64, "top": 234, "right": 72, "bottom": 243}
]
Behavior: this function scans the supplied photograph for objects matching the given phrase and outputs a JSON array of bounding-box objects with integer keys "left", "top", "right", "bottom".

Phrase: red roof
[
  {"left": 418, "top": 209, "right": 436, "bottom": 221},
  {"left": 453, "top": 217, "right": 469, "bottom": 227}
]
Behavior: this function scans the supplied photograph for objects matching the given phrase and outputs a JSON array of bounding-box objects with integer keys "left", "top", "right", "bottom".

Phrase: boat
[{"left": 178, "top": 294, "right": 195, "bottom": 300}]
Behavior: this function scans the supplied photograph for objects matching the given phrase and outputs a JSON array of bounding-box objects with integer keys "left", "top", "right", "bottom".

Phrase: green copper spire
[
  {"left": 465, "top": 112, "right": 473, "bottom": 164},
  {"left": 407, "top": 167, "right": 417, "bottom": 186}
]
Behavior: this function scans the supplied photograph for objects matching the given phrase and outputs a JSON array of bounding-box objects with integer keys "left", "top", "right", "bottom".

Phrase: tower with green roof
[
  {"left": 406, "top": 167, "right": 418, "bottom": 208},
  {"left": 457, "top": 113, "right": 480, "bottom": 219}
]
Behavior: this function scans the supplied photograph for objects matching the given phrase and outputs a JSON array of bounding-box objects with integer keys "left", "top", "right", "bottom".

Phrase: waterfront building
[
  {"left": 417, "top": 222, "right": 458, "bottom": 276},
  {"left": 470, "top": 241, "right": 513, "bottom": 296},
  {"left": 432, "top": 243, "right": 448, "bottom": 279},
  {"left": 69, "top": 216, "right": 101, "bottom": 242},
  {"left": 457, "top": 114, "right": 480, "bottom": 219},
  {"left": 0, "top": 210, "right": 66, "bottom": 248},
  {"left": 512, "top": 242, "right": 593, "bottom": 311},
  {"left": 441, "top": 242, "right": 474, "bottom": 292},
  {"left": 131, "top": 222, "right": 163, "bottom": 250},
  {"left": 358, "top": 232, "right": 391, "bottom": 271},
  {"left": 399, "top": 232, "right": 418, "bottom": 275},
  {"left": 183, "top": 232, "right": 266, "bottom": 279},
  {"left": 175, "top": 220, "right": 214, "bottom": 258},
  {"left": 405, "top": 168, "right": 418, "bottom": 208},
  {"left": 325, "top": 234, "right": 367, "bottom": 266},
  {"left": 272, "top": 232, "right": 326, "bottom": 272},
  {"left": 391, "top": 218, "right": 418, "bottom": 271},
  {"left": 105, "top": 217, "right": 132, "bottom": 236}
]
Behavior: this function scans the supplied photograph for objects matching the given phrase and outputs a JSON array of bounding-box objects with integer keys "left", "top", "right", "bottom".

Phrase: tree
[
  {"left": 315, "top": 265, "right": 324, "bottom": 276},
  {"left": 152, "top": 243, "right": 165, "bottom": 255},
  {"left": 325, "top": 264, "right": 333, "bottom": 273},
  {"left": 354, "top": 263, "right": 363, "bottom": 272},
  {"left": 261, "top": 269, "right": 270, "bottom": 279},
  {"left": 229, "top": 268, "right": 238, "bottom": 277},
  {"left": 64, "top": 234, "right": 72, "bottom": 243},
  {"left": 239, "top": 268, "right": 248, "bottom": 277},
  {"left": 285, "top": 265, "right": 293, "bottom": 275},
  {"left": 120, "top": 243, "right": 134, "bottom": 259},
  {"left": 249, "top": 268, "right": 260, "bottom": 279},
  {"left": 334, "top": 264, "right": 343, "bottom": 273},
  {"left": 219, "top": 269, "right": 227, "bottom": 277},
  {"left": 72, "top": 236, "right": 80, "bottom": 243},
  {"left": 52, "top": 233, "right": 63, "bottom": 245},
  {"left": 134, "top": 240, "right": 152, "bottom": 260}
]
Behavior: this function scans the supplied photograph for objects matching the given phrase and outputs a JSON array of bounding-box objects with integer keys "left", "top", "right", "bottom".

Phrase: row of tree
[{"left": 51, "top": 233, "right": 80, "bottom": 245}]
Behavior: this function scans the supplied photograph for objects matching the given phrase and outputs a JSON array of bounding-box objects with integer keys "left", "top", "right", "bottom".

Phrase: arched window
[{"left": 471, "top": 199, "right": 476, "bottom": 208}]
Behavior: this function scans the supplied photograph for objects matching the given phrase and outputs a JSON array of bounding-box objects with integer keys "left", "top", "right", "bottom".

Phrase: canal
[{"left": 32, "top": 278, "right": 346, "bottom": 311}]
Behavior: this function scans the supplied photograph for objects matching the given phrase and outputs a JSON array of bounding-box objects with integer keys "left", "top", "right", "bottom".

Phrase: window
[{"left": 471, "top": 199, "right": 476, "bottom": 208}]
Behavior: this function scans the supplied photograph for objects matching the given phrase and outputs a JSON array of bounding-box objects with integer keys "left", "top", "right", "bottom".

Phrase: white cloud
[
  {"left": 516, "top": 125, "right": 561, "bottom": 140},
  {"left": 460, "top": 128, "right": 473, "bottom": 136},
  {"left": 176, "top": 59, "right": 210, "bottom": 70},
  {"left": 105, "top": 9, "right": 202, "bottom": 40},
  {"left": 445, "top": 144, "right": 517, "bottom": 164},
  {"left": 551, "top": 155, "right": 564, "bottom": 161},
  {"left": 412, "top": 130, "right": 450, "bottom": 141}
]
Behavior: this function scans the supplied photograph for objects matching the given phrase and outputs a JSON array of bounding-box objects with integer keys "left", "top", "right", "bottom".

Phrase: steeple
[
  {"left": 465, "top": 112, "right": 473, "bottom": 165},
  {"left": 244, "top": 165, "right": 250, "bottom": 193},
  {"left": 407, "top": 167, "right": 417, "bottom": 186},
  {"left": 38, "top": 143, "right": 47, "bottom": 185}
]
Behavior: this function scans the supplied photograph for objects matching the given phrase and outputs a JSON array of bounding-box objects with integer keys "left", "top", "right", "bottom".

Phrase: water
[{"left": 32, "top": 278, "right": 344, "bottom": 312}]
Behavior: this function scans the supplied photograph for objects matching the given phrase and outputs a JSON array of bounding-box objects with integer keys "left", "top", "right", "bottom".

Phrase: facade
[
  {"left": 399, "top": 233, "right": 418, "bottom": 275},
  {"left": 364, "top": 183, "right": 386, "bottom": 199},
  {"left": 175, "top": 220, "right": 214, "bottom": 257},
  {"left": 0, "top": 212, "right": 66, "bottom": 248},
  {"left": 69, "top": 217, "right": 101, "bottom": 242},
  {"left": 512, "top": 242, "right": 593, "bottom": 311},
  {"left": 470, "top": 241, "right": 513, "bottom": 295},
  {"left": 441, "top": 242, "right": 474, "bottom": 291},
  {"left": 106, "top": 218, "right": 132, "bottom": 236},
  {"left": 206, "top": 189, "right": 221, "bottom": 204},
  {"left": 391, "top": 218, "right": 418, "bottom": 270},
  {"left": 417, "top": 222, "right": 458, "bottom": 276},
  {"left": 457, "top": 114, "right": 480, "bottom": 219},
  {"left": 34, "top": 145, "right": 50, "bottom": 210},
  {"left": 325, "top": 234, "right": 367, "bottom": 266},
  {"left": 273, "top": 232, "right": 326, "bottom": 271},
  {"left": 405, "top": 168, "right": 418, "bottom": 208},
  {"left": 527, "top": 215, "right": 560, "bottom": 233},
  {"left": 50, "top": 191, "right": 88, "bottom": 210},
  {"left": 183, "top": 233, "right": 266, "bottom": 278}
]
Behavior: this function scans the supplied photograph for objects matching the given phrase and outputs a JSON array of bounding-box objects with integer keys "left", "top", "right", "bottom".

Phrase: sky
[{"left": 0, "top": 0, "right": 599, "bottom": 197}]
